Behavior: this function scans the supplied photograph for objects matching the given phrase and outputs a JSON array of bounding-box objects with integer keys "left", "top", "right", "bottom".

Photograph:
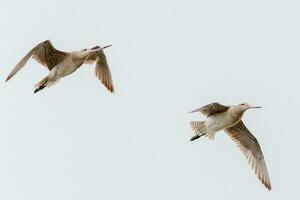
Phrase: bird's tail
[
  {"left": 34, "top": 76, "right": 49, "bottom": 93},
  {"left": 190, "top": 121, "right": 207, "bottom": 141}
]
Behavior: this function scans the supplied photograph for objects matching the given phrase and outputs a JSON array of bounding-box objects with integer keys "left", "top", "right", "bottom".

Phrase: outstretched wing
[
  {"left": 84, "top": 48, "right": 114, "bottom": 93},
  {"left": 6, "top": 40, "right": 67, "bottom": 81},
  {"left": 190, "top": 102, "right": 229, "bottom": 117},
  {"left": 224, "top": 121, "right": 272, "bottom": 190}
]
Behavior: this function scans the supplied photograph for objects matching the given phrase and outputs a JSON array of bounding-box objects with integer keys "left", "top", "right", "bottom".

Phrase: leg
[
  {"left": 34, "top": 85, "right": 46, "bottom": 93},
  {"left": 34, "top": 76, "right": 48, "bottom": 94}
]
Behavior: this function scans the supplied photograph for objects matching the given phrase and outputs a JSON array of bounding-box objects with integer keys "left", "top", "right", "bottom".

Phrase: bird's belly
[
  {"left": 56, "top": 65, "right": 78, "bottom": 77},
  {"left": 50, "top": 60, "right": 82, "bottom": 79},
  {"left": 206, "top": 114, "right": 236, "bottom": 133}
]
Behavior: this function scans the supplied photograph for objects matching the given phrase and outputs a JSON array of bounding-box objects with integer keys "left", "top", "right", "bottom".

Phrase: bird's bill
[
  {"left": 248, "top": 106, "right": 262, "bottom": 109},
  {"left": 90, "top": 45, "right": 112, "bottom": 52},
  {"left": 100, "top": 44, "right": 112, "bottom": 50},
  {"left": 189, "top": 108, "right": 201, "bottom": 113}
]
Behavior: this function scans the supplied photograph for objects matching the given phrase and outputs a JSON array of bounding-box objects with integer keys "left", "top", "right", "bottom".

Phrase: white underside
[
  {"left": 46, "top": 56, "right": 83, "bottom": 87},
  {"left": 204, "top": 111, "right": 241, "bottom": 139}
]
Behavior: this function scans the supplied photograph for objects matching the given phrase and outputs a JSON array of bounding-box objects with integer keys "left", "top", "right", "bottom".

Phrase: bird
[
  {"left": 189, "top": 102, "right": 271, "bottom": 190},
  {"left": 6, "top": 40, "right": 114, "bottom": 93}
]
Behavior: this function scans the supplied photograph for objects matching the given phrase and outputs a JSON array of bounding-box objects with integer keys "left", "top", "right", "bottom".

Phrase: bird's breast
[
  {"left": 52, "top": 57, "right": 83, "bottom": 78},
  {"left": 206, "top": 112, "right": 239, "bottom": 133}
]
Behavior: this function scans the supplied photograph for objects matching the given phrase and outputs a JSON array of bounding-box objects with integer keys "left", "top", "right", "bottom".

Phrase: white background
[{"left": 0, "top": 0, "right": 299, "bottom": 199}]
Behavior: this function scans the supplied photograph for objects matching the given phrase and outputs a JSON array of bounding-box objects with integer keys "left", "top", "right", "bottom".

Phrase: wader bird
[
  {"left": 6, "top": 40, "right": 114, "bottom": 93},
  {"left": 190, "top": 102, "right": 271, "bottom": 190}
]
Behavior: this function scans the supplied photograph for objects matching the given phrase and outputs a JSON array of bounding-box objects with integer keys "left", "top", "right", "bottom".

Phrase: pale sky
[{"left": 0, "top": 0, "right": 299, "bottom": 199}]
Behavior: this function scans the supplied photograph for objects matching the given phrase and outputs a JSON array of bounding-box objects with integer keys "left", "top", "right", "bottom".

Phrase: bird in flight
[
  {"left": 189, "top": 102, "right": 271, "bottom": 190},
  {"left": 6, "top": 40, "right": 114, "bottom": 93}
]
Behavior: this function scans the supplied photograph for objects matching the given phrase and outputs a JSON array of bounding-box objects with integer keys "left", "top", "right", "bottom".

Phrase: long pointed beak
[
  {"left": 248, "top": 106, "right": 262, "bottom": 109},
  {"left": 90, "top": 45, "right": 112, "bottom": 53},
  {"left": 100, "top": 44, "right": 112, "bottom": 50},
  {"left": 189, "top": 108, "right": 202, "bottom": 113}
]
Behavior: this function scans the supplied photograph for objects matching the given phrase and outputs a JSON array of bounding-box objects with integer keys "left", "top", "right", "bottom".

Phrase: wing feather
[
  {"left": 32, "top": 40, "right": 67, "bottom": 70},
  {"left": 85, "top": 50, "right": 114, "bottom": 93},
  {"left": 190, "top": 102, "right": 229, "bottom": 117},
  {"left": 6, "top": 40, "right": 67, "bottom": 81},
  {"left": 6, "top": 47, "right": 35, "bottom": 81},
  {"left": 225, "top": 121, "right": 272, "bottom": 190}
]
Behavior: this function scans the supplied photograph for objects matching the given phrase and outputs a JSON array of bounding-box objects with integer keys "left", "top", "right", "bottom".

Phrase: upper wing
[
  {"left": 224, "top": 121, "right": 272, "bottom": 190},
  {"left": 190, "top": 102, "right": 229, "bottom": 117},
  {"left": 6, "top": 40, "right": 67, "bottom": 81},
  {"left": 32, "top": 40, "right": 67, "bottom": 70},
  {"left": 84, "top": 50, "right": 114, "bottom": 93}
]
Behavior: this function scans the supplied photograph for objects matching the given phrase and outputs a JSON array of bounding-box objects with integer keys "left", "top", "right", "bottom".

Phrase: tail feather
[
  {"left": 190, "top": 121, "right": 206, "bottom": 134},
  {"left": 190, "top": 121, "right": 207, "bottom": 141}
]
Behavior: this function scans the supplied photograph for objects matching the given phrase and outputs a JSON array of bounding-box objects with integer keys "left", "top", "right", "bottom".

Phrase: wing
[
  {"left": 224, "top": 121, "right": 272, "bottom": 190},
  {"left": 190, "top": 102, "right": 229, "bottom": 117},
  {"left": 32, "top": 40, "right": 67, "bottom": 70},
  {"left": 84, "top": 50, "right": 114, "bottom": 93},
  {"left": 6, "top": 40, "right": 67, "bottom": 81}
]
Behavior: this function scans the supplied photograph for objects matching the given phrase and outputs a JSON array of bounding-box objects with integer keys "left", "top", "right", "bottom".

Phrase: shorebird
[
  {"left": 6, "top": 40, "right": 114, "bottom": 93},
  {"left": 189, "top": 102, "right": 271, "bottom": 190}
]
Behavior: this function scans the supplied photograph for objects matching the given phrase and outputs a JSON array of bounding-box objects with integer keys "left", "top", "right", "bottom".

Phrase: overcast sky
[{"left": 0, "top": 0, "right": 299, "bottom": 199}]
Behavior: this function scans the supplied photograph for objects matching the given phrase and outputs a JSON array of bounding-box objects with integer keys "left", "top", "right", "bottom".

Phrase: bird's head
[
  {"left": 73, "top": 45, "right": 112, "bottom": 59},
  {"left": 90, "top": 44, "right": 112, "bottom": 53},
  {"left": 237, "top": 102, "right": 262, "bottom": 111}
]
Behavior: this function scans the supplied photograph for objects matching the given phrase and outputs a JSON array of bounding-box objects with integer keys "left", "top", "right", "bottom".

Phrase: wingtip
[{"left": 108, "top": 87, "right": 114, "bottom": 93}]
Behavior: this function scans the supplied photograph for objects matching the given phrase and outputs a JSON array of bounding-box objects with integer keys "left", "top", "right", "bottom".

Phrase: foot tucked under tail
[
  {"left": 190, "top": 121, "right": 206, "bottom": 141},
  {"left": 34, "top": 76, "right": 49, "bottom": 93}
]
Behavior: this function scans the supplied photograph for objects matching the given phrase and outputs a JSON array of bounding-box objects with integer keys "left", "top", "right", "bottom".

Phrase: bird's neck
[
  {"left": 70, "top": 51, "right": 88, "bottom": 61},
  {"left": 229, "top": 107, "right": 246, "bottom": 123}
]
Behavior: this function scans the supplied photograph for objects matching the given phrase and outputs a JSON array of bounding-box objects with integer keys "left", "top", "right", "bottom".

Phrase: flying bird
[
  {"left": 6, "top": 40, "right": 114, "bottom": 93},
  {"left": 189, "top": 102, "right": 271, "bottom": 190}
]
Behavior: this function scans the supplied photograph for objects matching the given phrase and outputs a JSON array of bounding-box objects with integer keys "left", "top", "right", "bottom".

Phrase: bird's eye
[{"left": 84, "top": 49, "right": 87, "bottom": 51}]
